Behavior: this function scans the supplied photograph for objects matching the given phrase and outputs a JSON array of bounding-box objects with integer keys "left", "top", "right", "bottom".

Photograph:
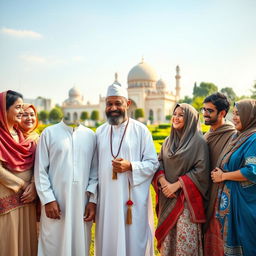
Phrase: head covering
[
  {"left": 159, "top": 103, "right": 209, "bottom": 199},
  {"left": 156, "top": 103, "right": 210, "bottom": 246},
  {"left": 219, "top": 99, "right": 256, "bottom": 169},
  {"left": 19, "top": 103, "right": 39, "bottom": 141},
  {"left": 235, "top": 99, "right": 256, "bottom": 132},
  {"left": 106, "top": 83, "right": 128, "bottom": 99},
  {"left": 0, "top": 91, "right": 36, "bottom": 172},
  {"left": 168, "top": 103, "right": 200, "bottom": 155}
]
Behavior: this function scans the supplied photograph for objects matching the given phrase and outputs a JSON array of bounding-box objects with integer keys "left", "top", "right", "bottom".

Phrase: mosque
[{"left": 62, "top": 59, "right": 181, "bottom": 123}]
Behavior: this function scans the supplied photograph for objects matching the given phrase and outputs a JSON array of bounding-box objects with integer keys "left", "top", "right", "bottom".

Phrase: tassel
[
  {"left": 126, "top": 200, "right": 133, "bottom": 225},
  {"left": 112, "top": 171, "right": 117, "bottom": 180}
]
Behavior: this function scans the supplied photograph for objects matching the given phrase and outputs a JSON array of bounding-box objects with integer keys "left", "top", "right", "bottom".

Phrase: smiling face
[
  {"left": 232, "top": 106, "right": 242, "bottom": 131},
  {"left": 172, "top": 106, "right": 185, "bottom": 130},
  {"left": 105, "top": 96, "right": 131, "bottom": 125},
  {"left": 202, "top": 102, "right": 219, "bottom": 125},
  {"left": 20, "top": 107, "right": 36, "bottom": 132},
  {"left": 6, "top": 97, "right": 23, "bottom": 126}
]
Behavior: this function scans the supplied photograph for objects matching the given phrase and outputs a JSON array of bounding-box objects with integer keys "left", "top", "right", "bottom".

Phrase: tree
[
  {"left": 49, "top": 107, "right": 63, "bottom": 123},
  {"left": 149, "top": 115, "right": 154, "bottom": 123},
  {"left": 179, "top": 95, "right": 193, "bottom": 104},
  {"left": 90, "top": 110, "right": 99, "bottom": 121},
  {"left": 135, "top": 108, "right": 144, "bottom": 119},
  {"left": 251, "top": 81, "right": 256, "bottom": 99},
  {"left": 38, "top": 110, "right": 49, "bottom": 123},
  {"left": 193, "top": 82, "right": 218, "bottom": 98},
  {"left": 165, "top": 115, "right": 172, "bottom": 121},
  {"left": 192, "top": 96, "right": 204, "bottom": 111},
  {"left": 220, "top": 87, "right": 237, "bottom": 102},
  {"left": 80, "top": 111, "right": 89, "bottom": 121}
]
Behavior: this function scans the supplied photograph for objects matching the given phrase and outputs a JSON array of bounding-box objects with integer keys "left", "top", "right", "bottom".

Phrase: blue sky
[{"left": 0, "top": 0, "right": 255, "bottom": 105}]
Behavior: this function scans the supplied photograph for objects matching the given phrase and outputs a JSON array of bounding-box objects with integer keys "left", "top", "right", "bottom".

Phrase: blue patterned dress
[{"left": 217, "top": 133, "right": 256, "bottom": 256}]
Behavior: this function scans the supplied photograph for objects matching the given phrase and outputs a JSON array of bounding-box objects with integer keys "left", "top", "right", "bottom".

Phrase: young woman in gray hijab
[{"left": 153, "top": 103, "right": 210, "bottom": 256}]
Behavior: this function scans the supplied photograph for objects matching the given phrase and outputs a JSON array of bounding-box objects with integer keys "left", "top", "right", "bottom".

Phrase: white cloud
[
  {"left": 20, "top": 55, "right": 46, "bottom": 63},
  {"left": 20, "top": 54, "right": 67, "bottom": 66},
  {"left": 1, "top": 27, "right": 43, "bottom": 39}
]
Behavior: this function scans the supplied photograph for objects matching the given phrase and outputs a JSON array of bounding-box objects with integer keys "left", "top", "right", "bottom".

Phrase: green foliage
[
  {"left": 158, "top": 123, "right": 171, "bottom": 129},
  {"left": 193, "top": 82, "right": 218, "bottom": 98},
  {"left": 220, "top": 87, "right": 237, "bottom": 102},
  {"left": 152, "top": 134, "right": 169, "bottom": 140},
  {"left": 80, "top": 111, "right": 89, "bottom": 121},
  {"left": 165, "top": 115, "right": 172, "bottom": 121},
  {"left": 192, "top": 96, "right": 204, "bottom": 111},
  {"left": 36, "top": 124, "right": 51, "bottom": 134},
  {"left": 251, "top": 81, "right": 256, "bottom": 99},
  {"left": 90, "top": 110, "right": 99, "bottom": 121},
  {"left": 179, "top": 95, "right": 193, "bottom": 104},
  {"left": 201, "top": 123, "right": 210, "bottom": 134},
  {"left": 38, "top": 110, "right": 49, "bottom": 123},
  {"left": 147, "top": 125, "right": 159, "bottom": 133},
  {"left": 154, "top": 140, "right": 164, "bottom": 153},
  {"left": 49, "top": 107, "right": 63, "bottom": 123},
  {"left": 135, "top": 108, "right": 144, "bottom": 119}
]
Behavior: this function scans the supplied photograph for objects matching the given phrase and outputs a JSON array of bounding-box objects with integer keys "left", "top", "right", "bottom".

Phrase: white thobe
[
  {"left": 95, "top": 118, "right": 159, "bottom": 256},
  {"left": 34, "top": 121, "right": 98, "bottom": 256}
]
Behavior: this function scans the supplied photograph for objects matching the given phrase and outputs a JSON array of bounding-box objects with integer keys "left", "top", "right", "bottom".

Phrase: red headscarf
[{"left": 0, "top": 91, "right": 36, "bottom": 172}]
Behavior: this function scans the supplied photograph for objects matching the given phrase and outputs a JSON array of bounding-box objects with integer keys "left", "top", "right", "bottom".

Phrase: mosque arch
[
  {"left": 157, "top": 109, "right": 161, "bottom": 122},
  {"left": 73, "top": 112, "right": 78, "bottom": 121},
  {"left": 128, "top": 99, "right": 137, "bottom": 119},
  {"left": 149, "top": 109, "right": 154, "bottom": 121},
  {"left": 66, "top": 112, "right": 71, "bottom": 121}
]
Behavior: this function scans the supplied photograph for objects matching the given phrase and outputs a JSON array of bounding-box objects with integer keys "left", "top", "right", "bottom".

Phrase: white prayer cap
[{"left": 106, "top": 83, "right": 128, "bottom": 99}]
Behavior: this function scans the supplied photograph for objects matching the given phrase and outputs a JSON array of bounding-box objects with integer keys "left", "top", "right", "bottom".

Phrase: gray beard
[{"left": 107, "top": 115, "right": 125, "bottom": 125}]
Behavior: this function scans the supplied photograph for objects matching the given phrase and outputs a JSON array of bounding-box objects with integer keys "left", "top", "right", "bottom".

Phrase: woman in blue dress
[{"left": 211, "top": 99, "right": 256, "bottom": 256}]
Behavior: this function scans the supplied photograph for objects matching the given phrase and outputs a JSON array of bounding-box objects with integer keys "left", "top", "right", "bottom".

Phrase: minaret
[
  {"left": 175, "top": 65, "right": 181, "bottom": 100},
  {"left": 114, "top": 72, "right": 121, "bottom": 86}
]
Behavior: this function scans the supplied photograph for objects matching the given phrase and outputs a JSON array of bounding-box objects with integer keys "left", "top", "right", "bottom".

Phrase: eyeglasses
[{"left": 201, "top": 107, "right": 215, "bottom": 114}]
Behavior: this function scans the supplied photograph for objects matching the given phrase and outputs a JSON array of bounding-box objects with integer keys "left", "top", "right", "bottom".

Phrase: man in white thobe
[
  {"left": 35, "top": 120, "right": 98, "bottom": 256},
  {"left": 95, "top": 82, "right": 159, "bottom": 256}
]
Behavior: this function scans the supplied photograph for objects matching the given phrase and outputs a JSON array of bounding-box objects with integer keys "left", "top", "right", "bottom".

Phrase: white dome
[
  {"left": 127, "top": 60, "right": 157, "bottom": 84},
  {"left": 156, "top": 79, "right": 167, "bottom": 89},
  {"left": 69, "top": 86, "right": 81, "bottom": 98}
]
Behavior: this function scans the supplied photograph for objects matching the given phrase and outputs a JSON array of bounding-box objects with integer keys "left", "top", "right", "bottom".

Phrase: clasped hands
[
  {"left": 211, "top": 167, "right": 224, "bottom": 183},
  {"left": 45, "top": 201, "right": 96, "bottom": 222},
  {"left": 21, "top": 182, "right": 37, "bottom": 204},
  {"left": 112, "top": 158, "right": 132, "bottom": 173},
  {"left": 159, "top": 177, "right": 181, "bottom": 198}
]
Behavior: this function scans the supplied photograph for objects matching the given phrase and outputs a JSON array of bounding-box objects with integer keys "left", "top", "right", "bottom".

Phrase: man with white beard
[{"left": 95, "top": 82, "right": 159, "bottom": 256}]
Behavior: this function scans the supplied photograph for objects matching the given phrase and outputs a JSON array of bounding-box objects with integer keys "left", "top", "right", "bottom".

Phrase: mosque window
[{"left": 73, "top": 112, "right": 78, "bottom": 121}]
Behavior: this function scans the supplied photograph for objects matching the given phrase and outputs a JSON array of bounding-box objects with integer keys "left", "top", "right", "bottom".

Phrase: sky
[{"left": 0, "top": 0, "right": 255, "bottom": 105}]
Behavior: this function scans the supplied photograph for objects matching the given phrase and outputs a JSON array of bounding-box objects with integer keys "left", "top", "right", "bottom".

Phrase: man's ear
[
  {"left": 219, "top": 109, "right": 227, "bottom": 119},
  {"left": 127, "top": 99, "right": 132, "bottom": 108}
]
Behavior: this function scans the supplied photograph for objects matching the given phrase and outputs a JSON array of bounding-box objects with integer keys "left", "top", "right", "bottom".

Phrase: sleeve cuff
[{"left": 39, "top": 190, "right": 56, "bottom": 206}]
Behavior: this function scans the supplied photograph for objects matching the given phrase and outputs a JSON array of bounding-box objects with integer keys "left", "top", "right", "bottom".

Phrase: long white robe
[
  {"left": 34, "top": 121, "right": 98, "bottom": 256},
  {"left": 95, "top": 118, "right": 159, "bottom": 256}
]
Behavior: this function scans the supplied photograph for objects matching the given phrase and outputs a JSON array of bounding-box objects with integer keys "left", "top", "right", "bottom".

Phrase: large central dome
[{"left": 127, "top": 59, "right": 157, "bottom": 84}]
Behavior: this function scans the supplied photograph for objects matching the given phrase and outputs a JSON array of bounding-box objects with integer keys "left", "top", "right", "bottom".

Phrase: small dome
[
  {"left": 69, "top": 86, "right": 81, "bottom": 98},
  {"left": 156, "top": 79, "right": 167, "bottom": 89},
  {"left": 127, "top": 59, "right": 157, "bottom": 84}
]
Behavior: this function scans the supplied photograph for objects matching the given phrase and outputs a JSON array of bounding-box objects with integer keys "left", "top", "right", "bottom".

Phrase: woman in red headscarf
[{"left": 0, "top": 91, "right": 37, "bottom": 256}]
